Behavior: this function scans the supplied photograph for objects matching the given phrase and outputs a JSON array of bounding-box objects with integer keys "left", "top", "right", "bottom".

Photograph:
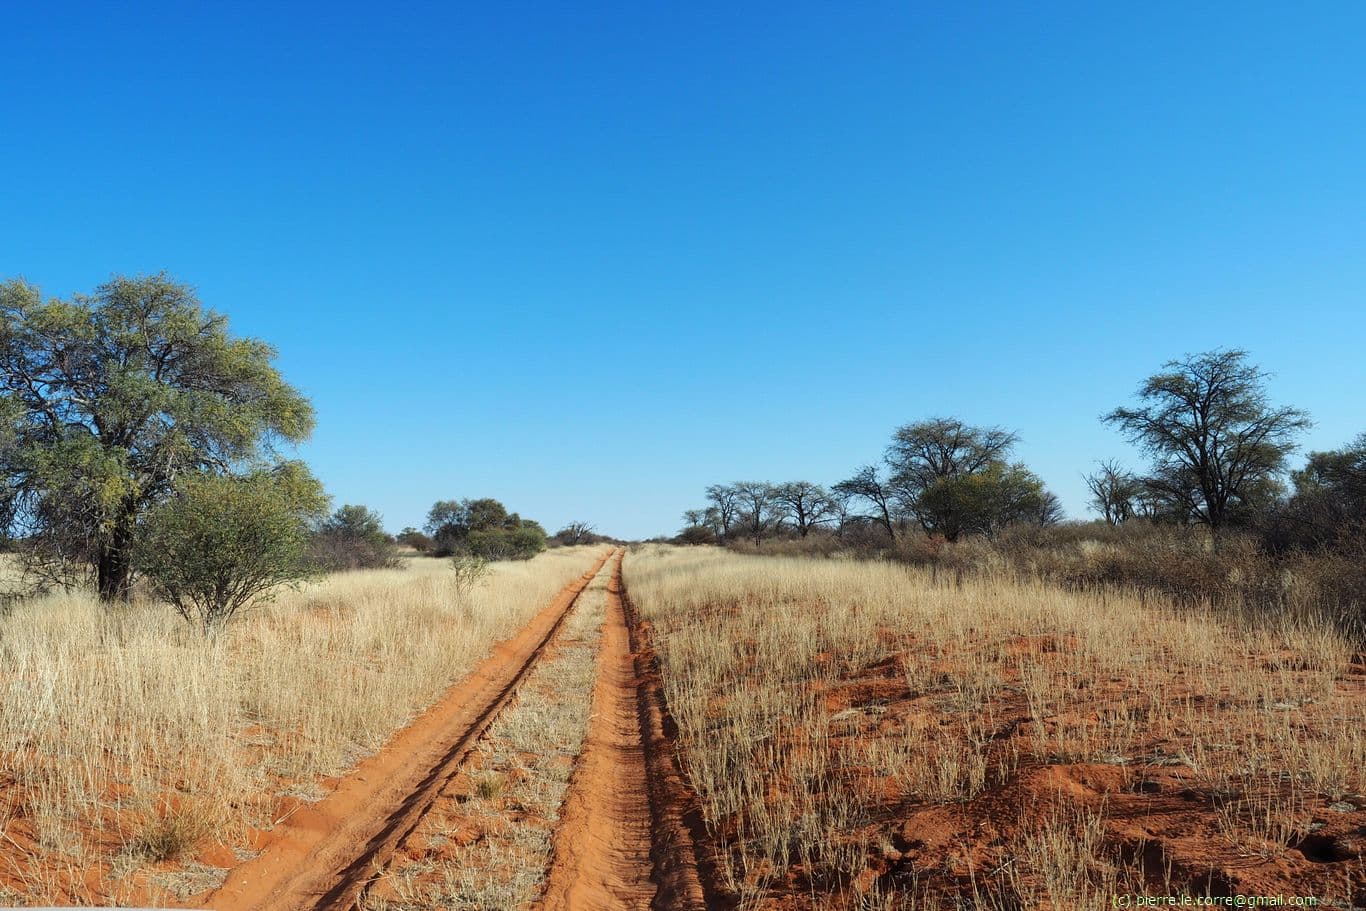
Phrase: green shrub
[{"left": 136, "top": 463, "right": 327, "bottom": 633}]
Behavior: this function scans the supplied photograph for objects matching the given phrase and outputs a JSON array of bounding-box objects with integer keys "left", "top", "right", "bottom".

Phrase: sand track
[
  {"left": 538, "top": 552, "right": 712, "bottom": 911},
  {"left": 205, "top": 549, "right": 615, "bottom": 911}
]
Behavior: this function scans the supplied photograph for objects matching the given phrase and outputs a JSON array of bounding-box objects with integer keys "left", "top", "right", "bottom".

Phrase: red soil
[
  {"left": 201, "top": 549, "right": 613, "bottom": 911},
  {"left": 710, "top": 627, "right": 1366, "bottom": 908},
  {"left": 539, "top": 552, "right": 711, "bottom": 911}
]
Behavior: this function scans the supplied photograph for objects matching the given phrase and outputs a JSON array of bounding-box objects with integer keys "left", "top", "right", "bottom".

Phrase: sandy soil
[{"left": 539, "top": 552, "right": 709, "bottom": 911}]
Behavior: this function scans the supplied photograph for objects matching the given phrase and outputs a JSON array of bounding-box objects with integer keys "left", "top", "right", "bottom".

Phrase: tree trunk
[{"left": 96, "top": 517, "right": 135, "bottom": 602}]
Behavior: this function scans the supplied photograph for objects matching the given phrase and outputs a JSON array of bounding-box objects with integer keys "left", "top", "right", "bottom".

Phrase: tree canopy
[
  {"left": 0, "top": 274, "right": 313, "bottom": 599},
  {"left": 311, "top": 504, "right": 396, "bottom": 570},
  {"left": 1104, "top": 349, "right": 1310, "bottom": 532},
  {"left": 883, "top": 418, "right": 1055, "bottom": 540},
  {"left": 1267, "top": 433, "right": 1366, "bottom": 551},
  {"left": 424, "top": 497, "right": 547, "bottom": 560}
]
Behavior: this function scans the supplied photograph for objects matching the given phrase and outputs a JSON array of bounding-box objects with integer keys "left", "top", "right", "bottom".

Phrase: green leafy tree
[
  {"left": 0, "top": 274, "right": 313, "bottom": 600},
  {"left": 424, "top": 497, "right": 546, "bottom": 560},
  {"left": 885, "top": 418, "right": 1019, "bottom": 534},
  {"left": 136, "top": 462, "right": 327, "bottom": 633},
  {"left": 396, "top": 526, "right": 434, "bottom": 552},
  {"left": 859, "top": 417, "right": 1057, "bottom": 540},
  {"left": 1104, "top": 350, "right": 1311, "bottom": 532},
  {"left": 917, "top": 462, "right": 1057, "bottom": 541}
]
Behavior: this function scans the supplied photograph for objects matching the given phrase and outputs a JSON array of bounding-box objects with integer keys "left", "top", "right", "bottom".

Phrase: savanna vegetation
[
  {"left": 0, "top": 273, "right": 606, "bottom": 905},
  {"left": 625, "top": 544, "right": 1364, "bottom": 908},
  {"left": 680, "top": 349, "right": 1365, "bottom": 640},
  {"left": 2, "top": 276, "right": 1361, "bottom": 909},
  {"left": 1, "top": 274, "right": 559, "bottom": 621}
]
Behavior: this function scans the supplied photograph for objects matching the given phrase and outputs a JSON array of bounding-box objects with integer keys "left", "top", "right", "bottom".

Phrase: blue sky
[{"left": 3, "top": 2, "right": 1364, "bottom": 539}]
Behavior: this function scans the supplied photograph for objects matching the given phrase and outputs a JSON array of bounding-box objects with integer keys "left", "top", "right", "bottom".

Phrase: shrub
[
  {"left": 877, "top": 521, "right": 1365, "bottom": 640},
  {"left": 136, "top": 463, "right": 327, "bottom": 633},
  {"left": 424, "top": 497, "right": 547, "bottom": 560},
  {"left": 310, "top": 504, "right": 397, "bottom": 571},
  {"left": 450, "top": 554, "right": 490, "bottom": 600},
  {"left": 675, "top": 524, "right": 717, "bottom": 546},
  {"left": 465, "top": 523, "right": 547, "bottom": 561}
]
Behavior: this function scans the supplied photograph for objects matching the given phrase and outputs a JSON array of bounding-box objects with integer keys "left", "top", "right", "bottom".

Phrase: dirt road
[
  {"left": 538, "top": 552, "right": 710, "bottom": 911},
  {"left": 205, "top": 550, "right": 614, "bottom": 911},
  {"left": 207, "top": 547, "right": 716, "bottom": 911}
]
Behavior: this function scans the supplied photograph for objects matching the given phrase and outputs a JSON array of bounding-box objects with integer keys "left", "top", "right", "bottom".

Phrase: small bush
[
  {"left": 450, "top": 554, "right": 490, "bottom": 601},
  {"left": 473, "top": 773, "right": 504, "bottom": 800},
  {"left": 129, "top": 801, "right": 217, "bottom": 862},
  {"left": 136, "top": 463, "right": 327, "bottom": 633}
]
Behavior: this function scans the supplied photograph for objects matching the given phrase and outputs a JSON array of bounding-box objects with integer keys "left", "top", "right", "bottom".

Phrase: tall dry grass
[
  {"left": 0, "top": 545, "right": 608, "bottom": 903},
  {"left": 624, "top": 544, "right": 1365, "bottom": 907}
]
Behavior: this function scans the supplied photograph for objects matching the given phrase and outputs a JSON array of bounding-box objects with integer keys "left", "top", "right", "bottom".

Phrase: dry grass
[
  {"left": 623, "top": 544, "right": 1366, "bottom": 908},
  {"left": 0, "top": 545, "right": 608, "bottom": 904}
]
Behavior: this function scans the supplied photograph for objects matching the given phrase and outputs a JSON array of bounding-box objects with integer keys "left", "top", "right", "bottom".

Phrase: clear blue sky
[{"left": 4, "top": 2, "right": 1364, "bottom": 539}]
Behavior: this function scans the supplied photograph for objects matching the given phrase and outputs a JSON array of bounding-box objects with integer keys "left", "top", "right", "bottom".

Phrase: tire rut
[
  {"left": 537, "top": 552, "right": 713, "bottom": 911},
  {"left": 205, "top": 549, "right": 617, "bottom": 911}
]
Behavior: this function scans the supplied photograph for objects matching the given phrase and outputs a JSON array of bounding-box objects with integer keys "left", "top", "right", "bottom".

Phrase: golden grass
[
  {"left": 623, "top": 544, "right": 1365, "bottom": 908},
  {"left": 0, "top": 545, "right": 609, "bottom": 904}
]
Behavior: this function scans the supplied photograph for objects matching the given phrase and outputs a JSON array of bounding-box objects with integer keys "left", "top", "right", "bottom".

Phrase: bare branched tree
[
  {"left": 555, "top": 521, "right": 596, "bottom": 545},
  {"left": 834, "top": 466, "right": 898, "bottom": 540},
  {"left": 704, "top": 483, "right": 740, "bottom": 542},
  {"left": 1084, "top": 460, "right": 1142, "bottom": 526},
  {"left": 1104, "top": 350, "right": 1311, "bottom": 532},
  {"left": 770, "top": 481, "right": 837, "bottom": 537},
  {"left": 732, "top": 481, "right": 780, "bottom": 546}
]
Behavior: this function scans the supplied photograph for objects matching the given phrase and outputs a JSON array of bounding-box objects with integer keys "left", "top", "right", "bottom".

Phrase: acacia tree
[
  {"left": 554, "top": 521, "right": 596, "bottom": 545},
  {"left": 834, "top": 465, "right": 898, "bottom": 540},
  {"left": 704, "top": 484, "right": 739, "bottom": 542},
  {"left": 732, "top": 481, "right": 779, "bottom": 546},
  {"left": 1084, "top": 460, "right": 1143, "bottom": 526},
  {"left": 1104, "top": 350, "right": 1310, "bottom": 532},
  {"left": 887, "top": 418, "right": 1018, "bottom": 486},
  {"left": 863, "top": 418, "right": 1060, "bottom": 541},
  {"left": 0, "top": 274, "right": 313, "bottom": 600},
  {"left": 916, "top": 462, "right": 1058, "bottom": 540},
  {"left": 680, "top": 507, "right": 721, "bottom": 542},
  {"left": 770, "top": 481, "right": 836, "bottom": 537},
  {"left": 885, "top": 418, "right": 1019, "bottom": 532}
]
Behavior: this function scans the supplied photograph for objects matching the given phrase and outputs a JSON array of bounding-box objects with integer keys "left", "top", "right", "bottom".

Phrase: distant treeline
[
  {"left": 681, "top": 349, "right": 1361, "bottom": 551},
  {"left": 679, "top": 349, "right": 1365, "bottom": 636}
]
